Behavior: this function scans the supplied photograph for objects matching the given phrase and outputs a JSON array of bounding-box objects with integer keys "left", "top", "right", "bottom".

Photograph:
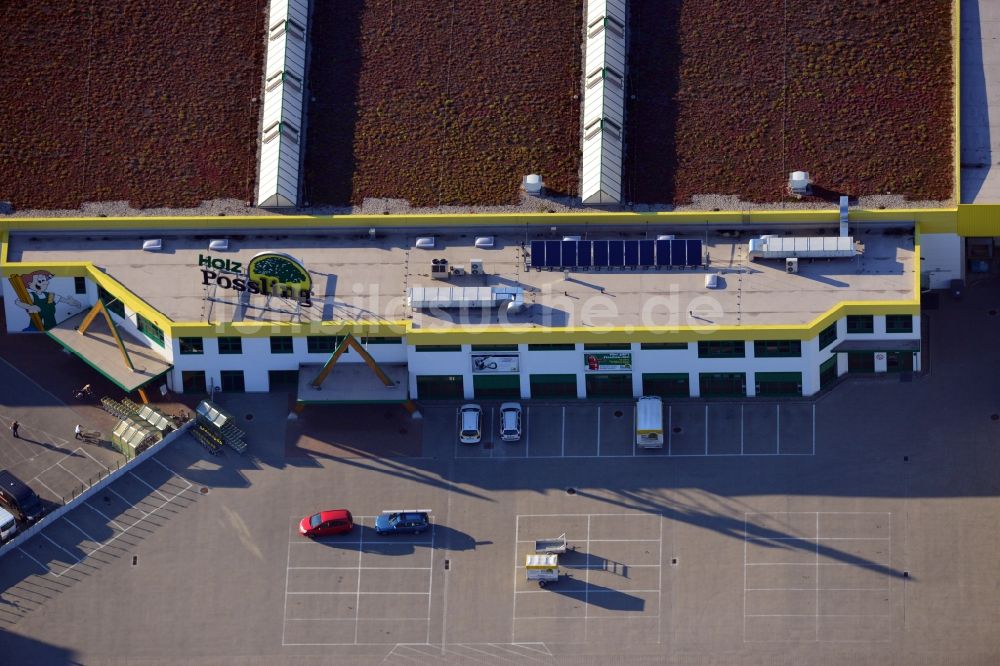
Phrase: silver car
[{"left": 499, "top": 402, "right": 522, "bottom": 442}]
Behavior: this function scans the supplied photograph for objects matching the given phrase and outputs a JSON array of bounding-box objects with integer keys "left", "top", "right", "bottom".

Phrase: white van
[
  {"left": 635, "top": 396, "right": 664, "bottom": 448},
  {"left": 0, "top": 506, "right": 18, "bottom": 544}
]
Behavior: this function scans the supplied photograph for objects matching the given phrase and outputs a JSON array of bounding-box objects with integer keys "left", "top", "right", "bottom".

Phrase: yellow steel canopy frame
[{"left": 76, "top": 299, "right": 150, "bottom": 404}]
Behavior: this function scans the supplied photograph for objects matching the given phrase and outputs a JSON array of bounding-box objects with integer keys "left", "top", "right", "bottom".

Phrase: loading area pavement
[{"left": 3, "top": 291, "right": 1000, "bottom": 663}]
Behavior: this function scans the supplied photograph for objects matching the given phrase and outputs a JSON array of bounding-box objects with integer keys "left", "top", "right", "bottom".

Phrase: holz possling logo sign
[{"left": 200, "top": 252, "right": 313, "bottom": 306}]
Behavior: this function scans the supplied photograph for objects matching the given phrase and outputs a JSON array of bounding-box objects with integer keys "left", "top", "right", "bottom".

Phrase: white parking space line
[
  {"left": 596, "top": 408, "right": 601, "bottom": 457},
  {"left": 41, "top": 533, "right": 84, "bottom": 564},
  {"left": 426, "top": 523, "right": 435, "bottom": 644},
  {"left": 28, "top": 448, "right": 87, "bottom": 486},
  {"left": 108, "top": 487, "right": 147, "bottom": 517},
  {"left": 525, "top": 407, "right": 530, "bottom": 457},
  {"left": 62, "top": 518, "right": 99, "bottom": 545},
  {"left": 281, "top": 540, "right": 291, "bottom": 647},
  {"left": 78, "top": 447, "right": 115, "bottom": 472},
  {"left": 153, "top": 458, "right": 193, "bottom": 489},
  {"left": 36, "top": 478, "right": 59, "bottom": 500},
  {"left": 57, "top": 462, "right": 88, "bottom": 486},
  {"left": 129, "top": 472, "right": 169, "bottom": 501},
  {"left": 667, "top": 405, "right": 672, "bottom": 456},
  {"left": 83, "top": 502, "right": 125, "bottom": 532},
  {"left": 560, "top": 406, "right": 566, "bottom": 457},
  {"left": 705, "top": 405, "right": 709, "bottom": 455},
  {"left": 354, "top": 517, "right": 363, "bottom": 644},
  {"left": 17, "top": 547, "right": 54, "bottom": 575},
  {"left": 777, "top": 404, "right": 781, "bottom": 454}
]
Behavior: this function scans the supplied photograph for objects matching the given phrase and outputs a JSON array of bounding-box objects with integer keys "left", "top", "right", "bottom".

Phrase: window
[
  {"left": 270, "top": 336, "right": 294, "bottom": 354},
  {"left": 218, "top": 337, "right": 242, "bottom": 354},
  {"left": 527, "top": 343, "right": 576, "bottom": 351},
  {"left": 470, "top": 344, "right": 518, "bottom": 351},
  {"left": 583, "top": 343, "right": 631, "bottom": 350},
  {"left": 846, "top": 315, "right": 874, "bottom": 334},
  {"left": 697, "top": 341, "right": 745, "bottom": 358},
  {"left": 754, "top": 340, "right": 801, "bottom": 358},
  {"left": 818, "top": 323, "right": 838, "bottom": 351},
  {"left": 179, "top": 337, "right": 204, "bottom": 355},
  {"left": 362, "top": 337, "right": 403, "bottom": 344},
  {"left": 640, "top": 342, "right": 688, "bottom": 350},
  {"left": 135, "top": 314, "right": 164, "bottom": 346},
  {"left": 98, "top": 286, "right": 125, "bottom": 318},
  {"left": 414, "top": 345, "right": 461, "bottom": 352},
  {"left": 885, "top": 314, "right": 913, "bottom": 333},
  {"left": 308, "top": 336, "right": 343, "bottom": 354},
  {"left": 74, "top": 277, "right": 87, "bottom": 294},
  {"left": 219, "top": 370, "right": 246, "bottom": 392}
]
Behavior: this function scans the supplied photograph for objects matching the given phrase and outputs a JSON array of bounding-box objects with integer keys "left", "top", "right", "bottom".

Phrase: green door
[
  {"left": 819, "top": 356, "right": 838, "bottom": 389},
  {"left": 642, "top": 373, "right": 690, "bottom": 398},
  {"left": 755, "top": 372, "right": 803, "bottom": 397},
  {"left": 585, "top": 373, "right": 633, "bottom": 398},
  {"left": 416, "top": 375, "right": 464, "bottom": 400},
  {"left": 529, "top": 374, "right": 577, "bottom": 398},
  {"left": 885, "top": 351, "right": 914, "bottom": 372},
  {"left": 473, "top": 374, "right": 520, "bottom": 399},
  {"left": 181, "top": 370, "right": 206, "bottom": 394},
  {"left": 699, "top": 373, "right": 746, "bottom": 397}
]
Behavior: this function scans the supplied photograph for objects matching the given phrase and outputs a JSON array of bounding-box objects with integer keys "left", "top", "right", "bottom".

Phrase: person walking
[
  {"left": 10, "top": 421, "right": 19, "bottom": 439},
  {"left": 74, "top": 424, "right": 82, "bottom": 440}
]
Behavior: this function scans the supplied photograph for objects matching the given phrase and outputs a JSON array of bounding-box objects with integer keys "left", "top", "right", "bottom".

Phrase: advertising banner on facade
[
  {"left": 471, "top": 354, "right": 520, "bottom": 373},
  {"left": 584, "top": 352, "right": 632, "bottom": 372}
]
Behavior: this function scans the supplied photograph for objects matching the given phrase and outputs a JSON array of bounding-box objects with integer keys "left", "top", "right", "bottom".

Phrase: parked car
[
  {"left": 299, "top": 509, "right": 354, "bottom": 538},
  {"left": 0, "top": 507, "right": 18, "bottom": 543},
  {"left": 0, "top": 470, "right": 44, "bottom": 524},
  {"left": 374, "top": 510, "right": 430, "bottom": 535},
  {"left": 459, "top": 404, "right": 482, "bottom": 444},
  {"left": 499, "top": 402, "right": 522, "bottom": 442}
]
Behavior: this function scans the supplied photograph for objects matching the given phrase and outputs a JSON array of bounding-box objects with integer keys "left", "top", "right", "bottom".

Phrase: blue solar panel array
[{"left": 530, "top": 239, "right": 702, "bottom": 269}]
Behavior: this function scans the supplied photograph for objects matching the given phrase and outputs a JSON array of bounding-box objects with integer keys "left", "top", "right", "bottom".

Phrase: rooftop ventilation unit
[
  {"left": 415, "top": 236, "right": 436, "bottom": 249},
  {"left": 788, "top": 171, "right": 811, "bottom": 196},
  {"left": 470, "top": 259, "right": 485, "bottom": 275},
  {"left": 142, "top": 238, "right": 163, "bottom": 252},
  {"left": 209, "top": 239, "right": 229, "bottom": 252},
  {"left": 430, "top": 258, "right": 449, "bottom": 280},
  {"left": 408, "top": 286, "right": 524, "bottom": 310},
  {"left": 786, "top": 258, "right": 799, "bottom": 274},
  {"left": 748, "top": 236, "right": 857, "bottom": 260},
  {"left": 523, "top": 174, "right": 543, "bottom": 194},
  {"left": 474, "top": 236, "right": 495, "bottom": 249},
  {"left": 562, "top": 235, "right": 582, "bottom": 242},
  {"left": 656, "top": 235, "right": 675, "bottom": 241}
]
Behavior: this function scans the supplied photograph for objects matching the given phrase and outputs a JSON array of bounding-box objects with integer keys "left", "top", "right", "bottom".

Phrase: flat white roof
[{"left": 7, "top": 226, "right": 916, "bottom": 330}]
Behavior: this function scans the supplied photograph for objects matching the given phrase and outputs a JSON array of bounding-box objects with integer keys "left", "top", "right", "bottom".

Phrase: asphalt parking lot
[
  {"left": 435, "top": 401, "right": 815, "bottom": 459},
  {"left": 3, "top": 289, "right": 1000, "bottom": 664}
]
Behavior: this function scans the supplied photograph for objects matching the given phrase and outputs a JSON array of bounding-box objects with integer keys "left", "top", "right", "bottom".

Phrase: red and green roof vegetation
[
  {"left": 304, "top": 0, "right": 583, "bottom": 207},
  {"left": 626, "top": 0, "right": 953, "bottom": 205},
  {"left": 0, "top": 1, "right": 265, "bottom": 210}
]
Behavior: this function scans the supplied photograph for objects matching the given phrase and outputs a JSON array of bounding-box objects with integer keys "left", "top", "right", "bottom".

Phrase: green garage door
[
  {"left": 819, "top": 356, "right": 838, "bottom": 389},
  {"left": 416, "top": 375, "right": 464, "bottom": 400},
  {"left": 642, "top": 373, "right": 690, "bottom": 398},
  {"left": 473, "top": 374, "right": 520, "bottom": 399},
  {"left": 755, "top": 372, "right": 802, "bottom": 397},
  {"left": 699, "top": 373, "right": 746, "bottom": 397},
  {"left": 530, "top": 374, "right": 577, "bottom": 398},
  {"left": 585, "top": 373, "right": 633, "bottom": 398},
  {"left": 848, "top": 352, "right": 875, "bottom": 373},
  {"left": 268, "top": 370, "right": 299, "bottom": 391}
]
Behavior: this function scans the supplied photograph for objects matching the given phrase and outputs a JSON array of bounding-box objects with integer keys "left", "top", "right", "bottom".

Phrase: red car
[{"left": 299, "top": 509, "right": 354, "bottom": 537}]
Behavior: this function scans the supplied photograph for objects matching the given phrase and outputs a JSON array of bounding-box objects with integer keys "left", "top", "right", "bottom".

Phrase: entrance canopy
[
  {"left": 47, "top": 311, "right": 172, "bottom": 392},
  {"left": 830, "top": 340, "right": 920, "bottom": 353},
  {"left": 297, "top": 363, "right": 408, "bottom": 404}
]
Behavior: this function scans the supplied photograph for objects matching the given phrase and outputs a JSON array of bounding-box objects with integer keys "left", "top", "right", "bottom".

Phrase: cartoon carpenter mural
[{"left": 12, "top": 270, "right": 82, "bottom": 331}]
